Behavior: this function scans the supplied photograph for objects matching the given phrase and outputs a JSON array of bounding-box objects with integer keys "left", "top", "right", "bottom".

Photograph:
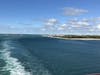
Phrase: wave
[
  {"left": 0, "top": 40, "right": 31, "bottom": 75},
  {"left": 0, "top": 39, "right": 52, "bottom": 75}
]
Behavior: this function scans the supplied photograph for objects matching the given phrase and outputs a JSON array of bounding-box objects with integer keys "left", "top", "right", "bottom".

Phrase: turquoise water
[{"left": 0, "top": 35, "right": 100, "bottom": 75}]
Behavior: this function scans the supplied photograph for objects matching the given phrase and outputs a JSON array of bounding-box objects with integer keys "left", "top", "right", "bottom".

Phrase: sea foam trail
[
  {"left": 1, "top": 40, "right": 31, "bottom": 75},
  {"left": 0, "top": 40, "right": 52, "bottom": 75}
]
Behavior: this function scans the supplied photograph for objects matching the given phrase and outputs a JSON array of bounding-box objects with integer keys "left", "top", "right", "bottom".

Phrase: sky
[{"left": 0, "top": 0, "right": 100, "bottom": 35}]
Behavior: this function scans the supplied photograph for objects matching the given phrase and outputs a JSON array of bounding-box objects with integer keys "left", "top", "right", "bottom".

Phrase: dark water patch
[
  {"left": 0, "top": 59, "right": 6, "bottom": 67},
  {"left": 18, "top": 37, "right": 100, "bottom": 75}
]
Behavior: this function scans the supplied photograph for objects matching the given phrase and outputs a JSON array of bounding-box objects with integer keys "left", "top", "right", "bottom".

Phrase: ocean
[{"left": 0, "top": 35, "right": 100, "bottom": 75}]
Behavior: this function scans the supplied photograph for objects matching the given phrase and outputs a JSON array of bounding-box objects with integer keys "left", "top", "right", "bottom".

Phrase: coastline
[{"left": 47, "top": 36, "right": 100, "bottom": 40}]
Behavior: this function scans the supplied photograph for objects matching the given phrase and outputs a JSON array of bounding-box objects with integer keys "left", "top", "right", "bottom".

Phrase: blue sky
[{"left": 0, "top": 0, "right": 100, "bottom": 34}]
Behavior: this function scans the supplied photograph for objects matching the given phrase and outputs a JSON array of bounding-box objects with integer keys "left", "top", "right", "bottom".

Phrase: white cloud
[
  {"left": 44, "top": 18, "right": 58, "bottom": 26},
  {"left": 42, "top": 18, "right": 58, "bottom": 31},
  {"left": 14, "top": 17, "right": 100, "bottom": 34},
  {"left": 58, "top": 24, "right": 67, "bottom": 30},
  {"left": 81, "top": 18, "right": 90, "bottom": 22},
  {"left": 77, "top": 21, "right": 89, "bottom": 26},
  {"left": 2, "top": 17, "right": 100, "bottom": 34},
  {"left": 97, "top": 24, "right": 100, "bottom": 29},
  {"left": 41, "top": 18, "right": 95, "bottom": 34},
  {"left": 63, "top": 7, "right": 88, "bottom": 16},
  {"left": 67, "top": 19, "right": 90, "bottom": 28}
]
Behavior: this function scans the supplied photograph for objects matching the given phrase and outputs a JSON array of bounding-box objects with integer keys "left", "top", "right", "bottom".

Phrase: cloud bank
[{"left": 41, "top": 17, "right": 100, "bottom": 34}]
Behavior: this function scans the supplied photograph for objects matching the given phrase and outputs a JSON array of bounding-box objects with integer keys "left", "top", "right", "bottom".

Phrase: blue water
[{"left": 0, "top": 35, "right": 100, "bottom": 75}]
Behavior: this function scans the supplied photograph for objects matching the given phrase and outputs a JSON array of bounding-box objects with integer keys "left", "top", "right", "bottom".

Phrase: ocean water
[{"left": 0, "top": 35, "right": 100, "bottom": 75}]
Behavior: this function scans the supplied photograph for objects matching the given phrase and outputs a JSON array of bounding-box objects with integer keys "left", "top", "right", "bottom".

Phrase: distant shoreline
[
  {"left": 45, "top": 36, "right": 100, "bottom": 40},
  {"left": 51, "top": 37, "right": 100, "bottom": 40},
  {"left": 0, "top": 34, "right": 100, "bottom": 40}
]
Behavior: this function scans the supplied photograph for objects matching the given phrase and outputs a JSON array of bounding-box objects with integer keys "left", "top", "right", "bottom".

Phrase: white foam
[
  {"left": 1, "top": 40, "right": 32, "bottom": 75},
  {"left": 1, "top": 40, "right": 52, "bottom": 75}
]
